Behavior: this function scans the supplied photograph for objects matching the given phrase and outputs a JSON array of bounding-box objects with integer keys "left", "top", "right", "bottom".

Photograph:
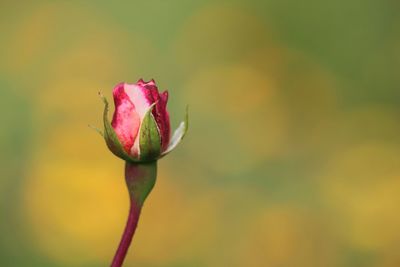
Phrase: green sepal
[
  {"left": 161, "top": 105, "right": 189, "bottom": 157},
  {"left": 88, "top": 124, "right": 104, "bottom": 137},
  {"left": 139, "top": 103, "right": 161, "bottom": 161},
  {"left": 99, "top": 92, "right": 140, "bottom": 162}
]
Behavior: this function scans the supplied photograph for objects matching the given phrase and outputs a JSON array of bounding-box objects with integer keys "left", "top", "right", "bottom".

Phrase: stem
[
  {"left": 110, "top": 161, "right": 157, "bottom": 267},
  {"left": 110, "top": 201, "right": 141, "bottom": 267}
]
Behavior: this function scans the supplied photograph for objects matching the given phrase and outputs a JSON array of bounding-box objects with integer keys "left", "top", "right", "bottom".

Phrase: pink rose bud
[{"left": 100, "top": 79, "right": 188, "bottom": 162}]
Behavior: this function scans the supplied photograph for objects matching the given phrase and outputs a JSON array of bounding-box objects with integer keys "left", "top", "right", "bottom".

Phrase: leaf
[
  {"left": 161, "top": 105, "right": 189, "bottom": 156},
  {"left": 139, "top": 103, "right": 161, "bottom": 161}
]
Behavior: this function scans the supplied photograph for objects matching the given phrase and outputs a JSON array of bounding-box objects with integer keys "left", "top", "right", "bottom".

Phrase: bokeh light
[{"left": 1, "top": 1, "right": 399, "bottom": 266}]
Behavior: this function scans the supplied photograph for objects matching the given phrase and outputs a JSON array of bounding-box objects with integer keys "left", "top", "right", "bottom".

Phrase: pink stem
[{"left": 110, "top": 200, "right": 142, "bottom": 267}]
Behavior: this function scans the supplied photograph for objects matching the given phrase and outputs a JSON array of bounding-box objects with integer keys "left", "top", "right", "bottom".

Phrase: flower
[
  {"left": 100, "top": 79, "right": 188, "bottom": 162},
  {"left": 112, "top": 79, "right": 170, "bottom": 156}
]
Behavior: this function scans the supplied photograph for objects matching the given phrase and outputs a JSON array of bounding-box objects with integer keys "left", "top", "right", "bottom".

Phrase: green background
[{"left": 1, "top": 1, "right": 399, "bottom": 266}]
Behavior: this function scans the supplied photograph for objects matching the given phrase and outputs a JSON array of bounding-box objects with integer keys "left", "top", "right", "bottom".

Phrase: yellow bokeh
[
  {"left": 319, "top": 143, "right": 400, "bottom": 250},
  {"left": 22, "top": 122, "right": 126, "bottom": 264}
]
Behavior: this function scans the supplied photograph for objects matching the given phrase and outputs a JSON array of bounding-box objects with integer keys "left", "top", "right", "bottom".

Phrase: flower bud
[{"left": 100, "top": 79, "right": 188, "bottom": 162}]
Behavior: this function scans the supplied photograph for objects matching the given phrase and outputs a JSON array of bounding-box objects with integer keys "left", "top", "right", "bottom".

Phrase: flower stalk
[{"left": 111, "top": 161, "right": 157, "bottom": 267}]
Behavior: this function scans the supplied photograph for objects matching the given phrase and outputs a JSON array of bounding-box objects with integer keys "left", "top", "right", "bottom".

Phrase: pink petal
[
  {"left": 123, "top": 83, "right": 152, "bottom": 156},
  {"left": 111, "top": 83, "right": 141, "bottom": 155},
  {"left": 157, "top": 90, "right": 171, "bottom": 151}
]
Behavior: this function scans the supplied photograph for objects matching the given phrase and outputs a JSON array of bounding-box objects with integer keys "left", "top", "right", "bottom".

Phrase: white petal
[
  {"left": 162, "top": 121, "right": 186, "bottom": 156},
  {"left": 124, "top": 83, "right": 151, "bottom": 120}
]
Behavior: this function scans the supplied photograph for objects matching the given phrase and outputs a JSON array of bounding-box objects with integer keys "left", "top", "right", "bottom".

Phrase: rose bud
[
  {"left": 91, "top": 79, "right": 189, "bottom": 266},
  {"left": 99, "top": 79, "right": 188, "bottom": 162}
]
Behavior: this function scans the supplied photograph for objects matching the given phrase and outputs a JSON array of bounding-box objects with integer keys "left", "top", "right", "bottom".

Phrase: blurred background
[{"left": 1, "top": 1, "right": 399, "bottom": 266}]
